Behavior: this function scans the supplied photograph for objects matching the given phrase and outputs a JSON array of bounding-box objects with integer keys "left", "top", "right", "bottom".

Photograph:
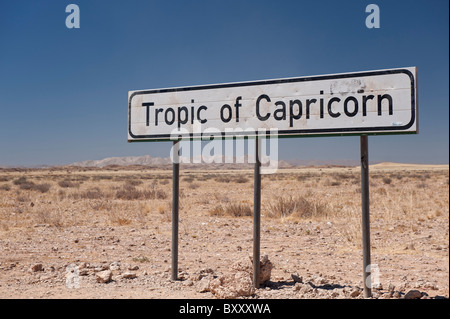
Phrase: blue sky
[{"left": 0, "top": 0, "right": 448, "bottom": 166}]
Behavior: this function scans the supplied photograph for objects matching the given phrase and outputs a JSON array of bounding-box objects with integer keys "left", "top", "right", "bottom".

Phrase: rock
[
  {"left": 291, "top": 273, "right": 303, "bottom": 283},
  {"left": 96, "top": 270, "right": 112, "bottom": 283},
  {"left": 31, "top": 263, "right": 43, "bottom": 272},
  {"left": 109, "top": 262, "right": 120, "bottom": 271},
  {"left": 293, "top": 282, "right": 302, "bottom": 291},
  {"left": 314, "top": 276, "right": 327, "bottom": 285},
  {"left": 121, "top": 271, "right": 137, "bottom": 279},
  {"left": 404, "top": 289, "right": 422, "bottom": 299},
  {"left": 258, "top": 255, "right": 273, "bottom": 284},
  {"left": 209, "top": 272, "right": 255, "bottom": 299},
  {"left": 78, "top": 262, "right": 88, "bottom": 269},
  {"left": 199, "top": 268, "right": 214, "bottom": 277},
  {"left": 423, "top": 282, "right": 438, "bottom": 290},
  {"left": 350, "top": 288, "right": 361, "bottom": 298},
  {"left": 233, "top": 254, "right": 273, "bottom": 285},
  {"left": 388, "top": 283, "right": 396, "bottom": 292},
  {"left": 196, "top": 276, "right": 212, "bottom": 293},
  {"left": 234, "top": 272, "right": 255, "bottom": 296},
  {"left": 79, "top": 269, "right": 89, "bottom": 276}
]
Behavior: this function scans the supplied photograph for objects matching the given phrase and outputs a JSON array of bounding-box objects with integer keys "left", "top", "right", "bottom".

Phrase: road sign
[{"left": 128, "top": 67, "right": 417, "bottom": 141}]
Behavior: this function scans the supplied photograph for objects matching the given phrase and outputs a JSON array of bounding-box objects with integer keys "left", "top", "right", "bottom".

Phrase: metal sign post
[
  {"left": 171, "top": 140, "right": 180, "bottom": 281},
  {"left": 253, "top": 136, "right": 262, "bottom": 289},
  {"left": 360, "top": 135, "right": 372, "bottom": 298}
]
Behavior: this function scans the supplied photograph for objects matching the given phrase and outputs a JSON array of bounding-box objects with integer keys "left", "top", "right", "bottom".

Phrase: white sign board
[{"left": 128, "top": 67, "right": 417, "bottom": 141}]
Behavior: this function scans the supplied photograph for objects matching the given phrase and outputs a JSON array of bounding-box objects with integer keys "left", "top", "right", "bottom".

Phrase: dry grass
[
  {"left": 267, "top": 194, "right": 329, "bottom": 220},
  {"left": 209, "top": 203, "right": 253, "bottom": 217},
  {"left": 0, "top": 166, "right": 448, "bottom": 249}
]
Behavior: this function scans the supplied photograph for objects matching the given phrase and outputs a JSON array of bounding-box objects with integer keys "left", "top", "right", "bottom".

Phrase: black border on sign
[{"left": 128, "top": 68, "right": 417, "bottom": 141}]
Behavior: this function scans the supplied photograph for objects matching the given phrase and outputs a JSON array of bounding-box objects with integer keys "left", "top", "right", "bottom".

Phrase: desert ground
[{"left": 0, "top": 163, "right": 448, "bottom": 299}]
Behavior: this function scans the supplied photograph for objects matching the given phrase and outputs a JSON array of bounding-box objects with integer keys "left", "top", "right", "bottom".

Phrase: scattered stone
[
  {"left": 293, "top": 282, "right": 302, "bottom": 291},
  {"left": 128, "top": 265, "right": 139, "bottom": 271},
  {"left": 315, "top": 276, "right": 327, "bottom": 285},
  {"left": 233, "top": 254, "right": 273, "bottom": 285},
  {"left": 196, "top": 275, "right": 212, "bottom": 293},
  {"left": 423, "top": 282, "right": 438, "bottom": 290},
  {"left": 350, "top": 288, "right": 361, "bottom": 298},
  {"left": 209, "top": 271, "right": 255, "bottom": 299},
  {"left": 31, "top": 263, "right": 43, "bottom": 272},
  {"left": 121, "top": 271, "right": 137, "bottom": 279},
  {"left": 109, "top": 262, "right": 121, "bottom": 271},
  {"left": 291, "top": 272, "right": 303, "bottom": 283},
  {"left": 404, "top": 289, "right": 422, "bottom": 299},
  {"left": 96, "top": 270, "right": 112, "bottom": 283}
]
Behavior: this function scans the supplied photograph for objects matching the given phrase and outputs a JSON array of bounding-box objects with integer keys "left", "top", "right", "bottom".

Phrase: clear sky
[{"left": 0, "top": 0, "right": 448, "bottom": 166}]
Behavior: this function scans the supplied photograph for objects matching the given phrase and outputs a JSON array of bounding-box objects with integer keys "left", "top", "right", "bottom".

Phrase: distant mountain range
[{"left": 70, "top": 155, "right": 361, "bottom": 168}]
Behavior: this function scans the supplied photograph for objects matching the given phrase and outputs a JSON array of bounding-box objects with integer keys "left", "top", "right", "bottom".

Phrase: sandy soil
[{"left": 0, "top": 164, "right": 448, "bottom": 299}]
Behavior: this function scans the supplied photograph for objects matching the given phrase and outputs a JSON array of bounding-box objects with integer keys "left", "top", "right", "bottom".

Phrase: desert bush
[
  {"left": 15, "top": 178, "right": 51, "bottom": 193},
  {"left": 234, "top": 176, "right": 249, "bottom": 183},
  {"left": 382, "top": 177, "right": 392, "bottom": 185},
  {"left": 215, "top": 176, "right": 231, "bottom": 183},
  {"left": 189, "top": 183, "right": 200, "bottom": 189},
  {"left": 18, "top": 181, "right": 35, "bottom": 190},
  {"left": 33, "top": 183, "right": 51, "bottom": 193},
  {"left": 13, "top": 176, "right": 28, "bottom": 185},
  {"left": 0, "top": 184, "right": 11, "bottom": 191},
  {"left": 125, "top": 179, "right": 143, "bottom": 186},
  {"left": 268, "top": 195, "right": 328, "bottom": 219},
  {"left": 58, "top": 180, "right": 79, "bottom": 188},
  {"left": 209, "top": 203, "right": 252, "bottom": 217},
  {"left": 149, "top": 187, "right": 167, "bottom": 199},
  {"left": 92, "top": 175, "right": 114, "bottom": 181},
  {"left": 35, "top": 210, "right": 63, "bottom": 228},
  {"left": 71, "top": 187, "right": 104, "bottom": 200},
  {"left": 115, "top": 184, "right": 167, "bottom": 200},
  {"left": 116, "top": 185, "right": 142, "bottom": 200}
]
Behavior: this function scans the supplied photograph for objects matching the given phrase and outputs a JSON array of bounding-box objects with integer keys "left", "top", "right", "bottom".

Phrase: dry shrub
[
  {"left": 183, "top": 177, "right": 195, "bottom": 183},
  {"left": 70, "top": 187, "right": 104, "bottom": 200},
  {"left": 33, "top": 183, "right": 51, "bottom": 193},
  {"left": 267, "top": 195, "right": 328, "bottom": 219},
  {"left": 215, "top": 176, "right": 231, "bottom": 183},
  {"left": 0, "top": 184, "right": 11, "bottom": 191},
  {"left": 189, "top": 183, "right": 200, "bottom": 189},
  {"left": 115, "top": 184, "right": 167, "bottom": 200},
  {"left": 234, "top": 176, "right": 249, "bottom": 183},
  {"left": 112, "top": 216, "right": 132, "bottom": 226},
  {"left": 58, "top": 180, "right": 79, "bottom": 188},
  {"left": 13, "top": 177, "right": 28, "bottom": 185},
  {"left": 35, "top": 210, "right": 63, "bottom": 228},
  {"left": 149, "top": 187, "right": 168, "bottom": 199},
  {"left": 115, "top": 185, "right": 143, "bottom": 200},
  {"left": 125, "top": 179, "right": 143, "bottom": 186},
  {"left": 15, "top": 178, "right": 51, "bottom": 193},
  {"left": 209, "top": 203, "right": 252, "bottom": 217}
]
